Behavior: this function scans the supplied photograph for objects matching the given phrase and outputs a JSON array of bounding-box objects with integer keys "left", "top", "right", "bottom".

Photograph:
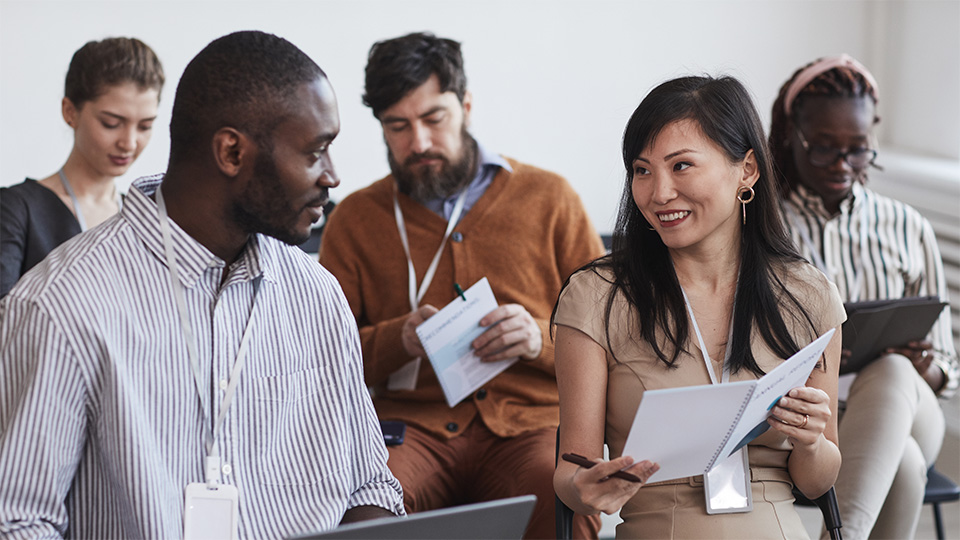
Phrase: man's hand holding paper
[
  {"left": 472, "top": 304, "right": 543, "bottom": 362},
  {"left": 415, "top": 278, "right": 522, "bottom": 407},
  {"left": 402, "top": 305, "right": 440, "bottom": 358}
]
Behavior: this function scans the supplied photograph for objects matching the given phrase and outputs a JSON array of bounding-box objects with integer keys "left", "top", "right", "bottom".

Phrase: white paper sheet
[
  {"left": 621, "top": 328, "right": 835, "bottom": 483},
  {"left": 416, "top": 278, "right": 518, "bottom": 407}
]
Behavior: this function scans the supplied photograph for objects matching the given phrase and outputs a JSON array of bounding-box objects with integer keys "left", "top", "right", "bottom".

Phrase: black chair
[
  {"left": 924, "top": 465, "right": 960, "bottom": 540},
  {"left": 556, "top": 429, "right": 843, "bottom": 539},
  {"left": 555, "top": 430, "right": 576, "bottom": 540},
  {"left": 793, "top": 486, "right": 843, "bottom": 540}
]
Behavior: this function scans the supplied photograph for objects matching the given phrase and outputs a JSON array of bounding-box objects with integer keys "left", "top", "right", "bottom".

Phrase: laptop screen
[{"left": 288, "top": 495, "right": 537, "bottom": 540}]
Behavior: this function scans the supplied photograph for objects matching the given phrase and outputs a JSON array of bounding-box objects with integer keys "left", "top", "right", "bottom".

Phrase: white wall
[{"left": 1, "top": 0, "right": 957, "bottom": 233}]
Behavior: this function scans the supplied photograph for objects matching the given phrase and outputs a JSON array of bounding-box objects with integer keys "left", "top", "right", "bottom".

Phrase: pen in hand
[{"left": 561, "top": 453, "right": 643, "bottom": 483}]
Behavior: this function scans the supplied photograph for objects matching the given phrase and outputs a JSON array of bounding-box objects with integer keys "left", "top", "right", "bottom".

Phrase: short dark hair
[
  {"left": 362, "top": 32, "right": 466, "bottom": 119},
  {"left": 169, "top": 31, "right": 326, "bottom": 162},
  {"left": 64, "top": 37, "right": 165, "bottom": 108}
]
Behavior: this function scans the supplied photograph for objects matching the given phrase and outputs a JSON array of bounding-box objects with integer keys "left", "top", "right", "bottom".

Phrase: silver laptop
[{"left": 289, "top": 495, "right": 537, "bottom": 540}]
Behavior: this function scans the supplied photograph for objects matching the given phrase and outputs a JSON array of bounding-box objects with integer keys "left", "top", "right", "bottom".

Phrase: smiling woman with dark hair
[
  {"left": 771, "top": 54, "right": 958, "bottom": 540},
  {"left": 552, "top": 75, "right": 845, "bottom": 538}
]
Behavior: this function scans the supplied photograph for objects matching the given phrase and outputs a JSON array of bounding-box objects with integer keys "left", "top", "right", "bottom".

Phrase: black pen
[{"left": 561, "top": 453, "right": 642, "bottom": 483}]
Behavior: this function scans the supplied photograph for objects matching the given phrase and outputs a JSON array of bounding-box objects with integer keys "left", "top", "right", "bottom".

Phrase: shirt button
[
  {"left": 446, "top": 422, "right": 459, "bottom": 432},
  {"left": 219, "top": 379, "right": 228, "bottom": 391},
  {"left": 222, "top": 463, "right": 232, "bottom": 476},
  {"left": 476, "top": 388, "right": 487, "bottom": 400},
  {"left": 451, "top": 232, "right": 463, "bottom": 242}
]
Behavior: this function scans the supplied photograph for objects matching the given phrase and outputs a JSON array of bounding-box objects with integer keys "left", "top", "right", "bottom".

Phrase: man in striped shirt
[{"left": 0, "top": 31, "right": 403, "bottom": 539}]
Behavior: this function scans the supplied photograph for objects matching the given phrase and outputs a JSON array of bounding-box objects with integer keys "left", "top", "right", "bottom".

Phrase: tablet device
[{"left": 841, "top": 296, "right": 947, "bottom": 374}]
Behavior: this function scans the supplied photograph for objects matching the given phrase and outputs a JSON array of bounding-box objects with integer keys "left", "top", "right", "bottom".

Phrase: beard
[
  {"left": 231, "top": 145, "right": 328, "bottom": 246},
  {"left": 390, "top": 128, "right": 478, "bottom": 203}
]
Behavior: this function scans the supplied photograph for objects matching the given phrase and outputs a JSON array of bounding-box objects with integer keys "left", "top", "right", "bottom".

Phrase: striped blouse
[
  {"left": 0, "top": 175, "right": 404, "bottom": 538},
  {"left": 782, "top": 182, "right": 959, "bottom": 397}
]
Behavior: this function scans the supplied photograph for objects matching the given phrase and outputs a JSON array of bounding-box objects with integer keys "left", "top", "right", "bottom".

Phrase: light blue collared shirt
[{"left": 422, "top": 142, "right": 512, "bottom": 221}]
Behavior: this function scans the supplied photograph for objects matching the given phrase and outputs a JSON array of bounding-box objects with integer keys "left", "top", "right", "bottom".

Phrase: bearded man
[{"left": 318, "top": 32, "right": 603, "bottom": 540}]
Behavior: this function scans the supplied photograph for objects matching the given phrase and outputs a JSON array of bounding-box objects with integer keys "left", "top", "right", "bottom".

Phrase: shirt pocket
[{"left": 251, "top": 367, "right": 347, "bottom": 486}]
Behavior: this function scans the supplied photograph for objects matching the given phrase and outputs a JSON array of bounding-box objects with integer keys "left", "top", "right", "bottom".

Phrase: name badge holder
[
  {"left": 681, "top": 287, "right": 753, "bottom": 514},
  {"left": 183, "top": 480, "right": 240, "bottom": 540},
  {"left": 704, "top": 444, "right": 753, "bottom": 514},
  {"left": 158, "top": 187, "right": 256, "bottom": 540}
]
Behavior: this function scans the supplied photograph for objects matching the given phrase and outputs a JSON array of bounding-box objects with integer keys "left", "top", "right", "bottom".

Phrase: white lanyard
[
  {"left": 784, "top": 202, "right": 867, "bottom": 302},
  {"left": 680, "top": 286, "right": 734, "bottom": 385},
  {"left": 682, "top": 285, "right": 754, "bottom": 515},
  {"left": 157, "top": 186, "right": 259, "bottom": 486},
  {"left": 59, "top": 169, "right": 88, "bottom": 231},
  {"left": 393, "top": 182, "right": 468, "bottom": 312},
  {"left": 58, "top": 168, "right": 122, "bottom": 232}
]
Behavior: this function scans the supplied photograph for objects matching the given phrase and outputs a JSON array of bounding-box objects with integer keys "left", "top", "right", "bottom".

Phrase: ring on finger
[{"left": 797, "top": 414, "right": 809, "bottom": 429}]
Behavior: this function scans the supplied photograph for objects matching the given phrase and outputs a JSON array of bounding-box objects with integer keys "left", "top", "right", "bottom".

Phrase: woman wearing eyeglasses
[{"left": 770, "top": 55, "right": 958, "bottom": 540}]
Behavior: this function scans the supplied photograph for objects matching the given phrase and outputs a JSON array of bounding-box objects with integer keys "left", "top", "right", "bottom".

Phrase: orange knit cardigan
[{"left": 319, "top": 158, "right": 605, "bottom": 439}]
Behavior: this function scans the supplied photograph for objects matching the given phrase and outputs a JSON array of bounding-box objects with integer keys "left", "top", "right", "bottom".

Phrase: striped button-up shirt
[
  {"left": 782, "top": 182, "right": 959, "bottom": 397},
  {"left": 0, "top": 175, "right": 404, "bottom": 539}
]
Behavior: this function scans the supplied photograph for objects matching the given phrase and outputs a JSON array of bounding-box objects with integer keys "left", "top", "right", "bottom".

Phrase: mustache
[
  {"left": 306, "top": 188, "right": 329, "bottom": 208},
  {"left": 404, "top": 151, "right": 448, "bottom": 166}
]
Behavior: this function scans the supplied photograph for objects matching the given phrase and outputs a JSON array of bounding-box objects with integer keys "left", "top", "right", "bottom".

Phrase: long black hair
[{"left": 558, "top": 76, "right": 818, "bottom": 376}]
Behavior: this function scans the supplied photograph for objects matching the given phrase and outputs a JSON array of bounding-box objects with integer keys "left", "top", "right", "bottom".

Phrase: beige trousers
[{"left": 825, "top": 354, "right": 945, "bottom": 540}]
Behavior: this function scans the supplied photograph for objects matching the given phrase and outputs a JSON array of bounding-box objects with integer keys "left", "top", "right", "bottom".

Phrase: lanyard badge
[
  {"left": 387, "top": 184, "right": 469, "bottom": 391},
  {"left": 681, "top": 286, "right": 753, "bottom": 514},
  {"left": 704, "top": 447, "right": 753, "bottom": 514},
  {"left": 183, "top": 482, "right": 240, "bottom": 540},
  {"left": 157, "top": 187, "right": 253, "bottom": 539}
]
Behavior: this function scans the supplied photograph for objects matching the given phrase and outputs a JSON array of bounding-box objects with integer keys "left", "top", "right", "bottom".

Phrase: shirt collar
[
  {"left": 789, "top": 181, "right": 866, "bottom": 219},
  {"left": 124, "top": 174, "right": 267, "bottom": 288},
  {"left": 476, "top": 142, "right": 512, "bottom": 175},
  {"left": 417, "top": 141, "right": 511, "bottom": 217}
]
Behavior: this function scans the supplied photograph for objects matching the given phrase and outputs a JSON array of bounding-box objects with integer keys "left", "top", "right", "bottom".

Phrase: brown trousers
[{"left": 386, "top": 418, "right": 601, "bottom": 539}]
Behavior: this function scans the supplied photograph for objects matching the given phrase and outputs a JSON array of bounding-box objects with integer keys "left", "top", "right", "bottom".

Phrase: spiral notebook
[{"left": 621, "top": 328, "right": 835, "bottom": 483}]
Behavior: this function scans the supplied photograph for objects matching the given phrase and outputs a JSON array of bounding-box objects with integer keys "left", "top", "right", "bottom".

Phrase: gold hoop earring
[{"left": 737, "top": 185, "right": 755, "bottom": 225}]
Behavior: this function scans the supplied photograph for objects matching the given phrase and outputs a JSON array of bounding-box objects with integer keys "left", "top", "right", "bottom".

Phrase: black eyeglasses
[{"left": 795, "top": 128, "right": 878, "bottom": 169}]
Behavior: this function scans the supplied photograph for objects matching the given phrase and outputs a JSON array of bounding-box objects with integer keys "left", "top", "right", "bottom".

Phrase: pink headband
[{"left": 783, "top": 54, "right": 879, "bottom": 115}]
